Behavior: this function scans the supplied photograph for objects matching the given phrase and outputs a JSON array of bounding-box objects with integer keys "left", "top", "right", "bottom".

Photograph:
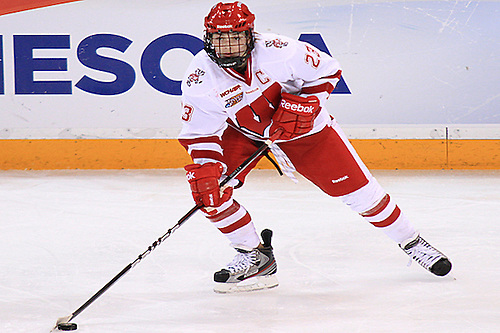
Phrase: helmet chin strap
[{"left": 217, "top": 54, "right": 249, "bottom": 71}]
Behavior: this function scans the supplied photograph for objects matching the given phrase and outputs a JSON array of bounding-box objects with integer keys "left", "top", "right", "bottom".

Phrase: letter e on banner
[{"left": 14, "top": 35, "right": 72, "bottom": 94}]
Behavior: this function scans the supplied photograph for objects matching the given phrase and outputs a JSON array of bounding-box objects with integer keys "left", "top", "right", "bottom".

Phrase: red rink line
[{"left": 0, "top": 0, "right": 82, "bottom": 16}]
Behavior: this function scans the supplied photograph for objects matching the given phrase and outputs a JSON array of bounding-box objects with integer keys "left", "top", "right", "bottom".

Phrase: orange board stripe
[
  {"left": 0, "top": 139, "right": 498, "bottom": 170},
  {"left": 0, "top": 0, "right": 82, "bottom": 16}
]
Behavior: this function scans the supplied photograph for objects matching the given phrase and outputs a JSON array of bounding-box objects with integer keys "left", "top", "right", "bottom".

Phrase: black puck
[{"left": 57, "top": 322, "right": 78, "bottom": 331}]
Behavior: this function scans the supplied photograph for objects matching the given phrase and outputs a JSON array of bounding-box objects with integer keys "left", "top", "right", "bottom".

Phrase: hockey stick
[{"left": 51, "top": 131, "right": 282, "bottom": 331}]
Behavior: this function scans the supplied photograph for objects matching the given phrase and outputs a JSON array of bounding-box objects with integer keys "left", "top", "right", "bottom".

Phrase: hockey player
[{"left": 179, "top": 2, "right": 452, "bottom": 293}]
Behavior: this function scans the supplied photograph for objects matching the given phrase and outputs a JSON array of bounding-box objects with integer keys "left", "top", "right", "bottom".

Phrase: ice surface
[{"left": 0, "top": 169, "right": 499, "bottom": 332}]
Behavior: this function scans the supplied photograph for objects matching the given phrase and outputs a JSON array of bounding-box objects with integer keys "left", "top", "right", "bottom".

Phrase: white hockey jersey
[{"left": 179, "top": 32, "right": 342, "bottom": 167}]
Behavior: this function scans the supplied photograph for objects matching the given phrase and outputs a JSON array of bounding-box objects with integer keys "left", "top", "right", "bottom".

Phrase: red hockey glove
[
  {"left": 270, "top": 92, "right": 321, "bottom": 140},
  {"left": 184, "top": 162, "right": 233, "bottom": 208}
]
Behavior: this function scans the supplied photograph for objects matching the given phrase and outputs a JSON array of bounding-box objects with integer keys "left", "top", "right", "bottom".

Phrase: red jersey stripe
[
  {"left": 301, "top": 82, "right": 335, "bottom": 95},
  {"left": 178, "top": 136, "right": 223, "bottom": 148},
  {"left": 320, "top": 70, "right": 342, "bottom": 80},
  {"left": 190, "top": 149, "right": 224, "bottom": 161}
]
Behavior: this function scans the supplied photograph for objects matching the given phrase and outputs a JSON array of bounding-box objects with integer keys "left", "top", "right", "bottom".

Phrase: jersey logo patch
[
  {"left": 186, "top": 68, "right": 205, "bottom": 87},
  {"left": 265, "top": 38, "right": 288, "bottom": 48},
  {"left": 246, "top": 87, "right": 259, "bottom": 94},
  {"left": 331, "top": 175, "right": 349, "bottom": 184},
  {"left": 220, "top": 84, "right": 242, "bottom": 98},
  {"left": 225, "top": 92, "right": 244, "bottom": 108}
]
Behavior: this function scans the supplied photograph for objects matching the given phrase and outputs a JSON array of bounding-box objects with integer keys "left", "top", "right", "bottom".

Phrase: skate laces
[
  {"left": 226, "top": 249, "right": 259, "bottom": 274},
  {"left": 402, "top": 235, "right": 443, "bottom": 269}
]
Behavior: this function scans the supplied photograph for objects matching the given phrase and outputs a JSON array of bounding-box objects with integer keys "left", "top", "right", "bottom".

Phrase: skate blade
[{"left": 214, "top": 275, "right": 279, "bottom": 294}]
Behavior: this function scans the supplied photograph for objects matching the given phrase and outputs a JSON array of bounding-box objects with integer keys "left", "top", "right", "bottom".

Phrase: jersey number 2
[{"left": 305, "top": 45, "right": 321, "bottom": 69}]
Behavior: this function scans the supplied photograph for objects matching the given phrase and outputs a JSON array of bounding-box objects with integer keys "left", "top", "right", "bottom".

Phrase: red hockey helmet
[
  {"left": 203, "top": 2, "right": 256, "bottom": 68},
  {"left": 204, "top": 2, "right": 255, "bottom": 33}
]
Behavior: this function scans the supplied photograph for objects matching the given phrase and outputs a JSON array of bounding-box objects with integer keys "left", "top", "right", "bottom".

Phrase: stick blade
[
  {"left": 50, "top": 315, "right": 75, "bottom": 332},
  {"left": 56, "top": 315, "right": 72, "bottom": 325}
]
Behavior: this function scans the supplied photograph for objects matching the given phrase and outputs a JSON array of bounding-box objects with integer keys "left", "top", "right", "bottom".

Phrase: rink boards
[
  {"left": 1, "top": 135, "right": 498, "bottom": 170},
  {"left": 0, "top": 1, "right": 498, "bottom": 170}
]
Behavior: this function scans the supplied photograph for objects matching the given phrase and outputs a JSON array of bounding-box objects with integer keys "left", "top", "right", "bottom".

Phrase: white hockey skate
[
  {"left": 400, "top": 232, "right": 452, "bottom": 276},
  {"left": 214, "top": 229, "right": 278, "bottom": 293}
]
